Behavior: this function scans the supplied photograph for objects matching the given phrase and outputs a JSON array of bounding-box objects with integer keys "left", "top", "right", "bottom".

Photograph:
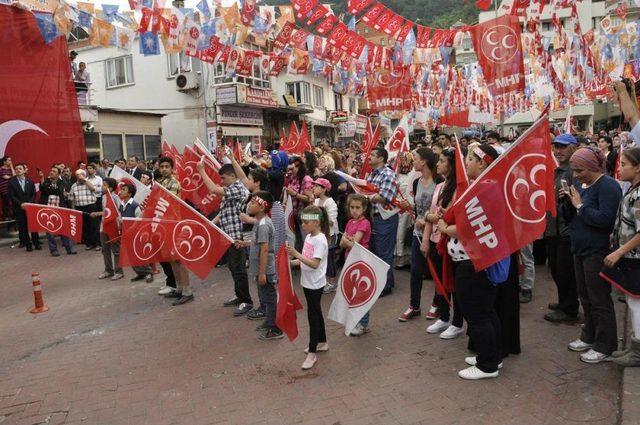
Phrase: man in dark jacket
[
  {"left": 40, "top": 166, "right": 77, "bottom": 256},
  {"left": 544, "top": 134, "right": 580, "bottom": 322},
  {"left": 8, "top": 163, "right": 40, "bottom": 251}
]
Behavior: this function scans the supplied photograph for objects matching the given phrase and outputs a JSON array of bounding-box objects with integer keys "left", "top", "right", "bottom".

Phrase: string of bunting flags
[{"left": 15, "top": 0, "right": 640, "bottom": 128}]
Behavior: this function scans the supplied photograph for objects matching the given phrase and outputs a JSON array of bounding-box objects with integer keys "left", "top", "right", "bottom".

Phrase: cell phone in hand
[{"left": 561, "top": 179, "right": 570, "bottom": 193}]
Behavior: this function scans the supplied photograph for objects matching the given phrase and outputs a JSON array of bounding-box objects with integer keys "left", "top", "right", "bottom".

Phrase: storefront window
[
  {"left": 144, "top": 135, "right": 162, "bottom": 159},
  {"left": 125, "top": 135, "right": 144, "bottom": 160}
]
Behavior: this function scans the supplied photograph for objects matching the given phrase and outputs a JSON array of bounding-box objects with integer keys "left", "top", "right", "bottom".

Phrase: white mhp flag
[
  {"left": 109, "top": 165, "right": 151, "bottom": 205},
  {"left": 328, "top": 243, "right": 390, "bottom": 335}
]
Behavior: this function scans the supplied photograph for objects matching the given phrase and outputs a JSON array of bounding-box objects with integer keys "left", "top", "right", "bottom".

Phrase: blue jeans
[
  {"left": 46, "top": 233, "right": 73, "bottom": 254},
  {"left": 371, "top": 213, "right": 398, "bottom": 290},
  {"left": 359, "top": 312, "right": 370, "bottom": 327}
]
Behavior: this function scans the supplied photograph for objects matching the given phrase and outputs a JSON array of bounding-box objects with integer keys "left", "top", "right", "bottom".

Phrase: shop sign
[
  {"left": 219, "top": 106, "right": 263, "bottom": 126},
  {"left": 237, "top": 85, "right": 278, "bottom": 107},
  {"left": 354, "top": 115, "right": 367, "bottom": 134},
  {"left": 283, "top": 94, "right": 297, "bottom": 107},
  {"left": 330, "top": 110, "right": 349, "bottom": 123},
  {"left": 337, "top": 121, "right": 356, "bottom": 138},
  {"left": 216, "top": 86, "right": 237, "bottom": 105}
]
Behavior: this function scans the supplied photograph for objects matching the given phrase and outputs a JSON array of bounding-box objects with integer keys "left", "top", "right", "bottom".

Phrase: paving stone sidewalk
[{"left": 0, "top": 244, "right": 624, "bottom": 425}]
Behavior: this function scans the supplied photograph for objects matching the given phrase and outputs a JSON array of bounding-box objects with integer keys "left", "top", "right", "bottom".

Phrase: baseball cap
[
  {"left": 313, "top": 178, "right": 332, "bottom": 192},
  {"left": 553, "top": 134, "right": 577, "bottom": 146}
]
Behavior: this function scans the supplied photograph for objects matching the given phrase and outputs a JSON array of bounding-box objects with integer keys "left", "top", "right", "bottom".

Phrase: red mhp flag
[
  {"left": 327, "top": 22, "right": 349, "bottom": 49},
  {"left": 290, "top": 28, "right": 309, "bottom": 49},
  {"left": 162, "top": 141, "right": 173, "bottom": 158},
  {"left": 451, "top": 115, "right": 555, "bottom": 271},
  {"left": 476, "top": 0, "right": 493, "bottom": 10},
  {"left": 275, "top": 244, "right": 303, "bottom": 341},
  {"left": 24, "top": 203, "right": 83, "bottom": 242},
  {"left": 384, "top": 113, "right": 410, "bottom": 162},
  {"left": 361, "top": 2, "right": 384, "bottom": 23},
  {"left": 120, "top": 217, "right": 176, "bottom": 266},
  {"left": 359, "top": 120, "right": 380, "bottom": 179},
  {"left": 180, "top": 145, "right": 222, "bottom": 215},
  {"left": 470, "top": 14, "right": 525, "bottom": 97},
  {"left": 297, "top": 121, "right": 313, "bottom": 153},
  {"left": 274, "top": 21, "right": 295, "bottom": 50},
  {"left": 306, "top": 4, "right": 329, "bottom": 26},
  {"left": 103, "top": 192, "right": 120, "bottom": 241},
  {"left": 132, "top": 183, "right": 233, "bottom": 278},
  {"left": 0, "top": 7, "right": 85, "bottom": 181},
  {"left": 454, "top": 138, "right": 470, "bottom": 196},
  {"left": 315, "top": 14, "right": 337, "bottom": 35}
]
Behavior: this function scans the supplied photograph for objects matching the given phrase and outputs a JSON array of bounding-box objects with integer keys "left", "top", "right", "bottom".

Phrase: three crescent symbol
[
  {"left": 486, "top": 30, "right": 500, "bottom": 46},
  {"left": 530, "top": 164, "right": 545, "bottom": 186},
  {"left": 0, "top": 120, "right": 48, "bottom": 158},
  {"left": 503, "top": 34, "right": 516, "bottom": 49}
]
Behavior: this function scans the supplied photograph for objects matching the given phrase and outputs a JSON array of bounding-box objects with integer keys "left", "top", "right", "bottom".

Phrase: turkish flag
[
  {"left": 131, "top": 184, "right": 233, "bottom": 278},
  {"left": 24, "top": 203, "right": 83, "bottom": 243},
  {"left": 179, "top": 145, "right": 222, "bottom": 216},
  {"left": 328, "top": 243, "right": 390, "bottom": 335},
  {"left": 297, "top": 121, "right": 313, "bottom": 153},
  {"left": 0, "top": 7, "right": 85, "bottom": 182},
  {"left": 281, "top": 121, "right": 299, "bottom": 153},
  {"left": 275, "top": 245, "right": 303, "bottom": 341},
  {"left": 470, "top": 14, "right": 525, "bottom": 97},
  {"left": 454, "top": 140, "right": 470, "bottom": 197},
  {"left": 451, "top": 116, "right": 555, "bottom": 271},
  {"left": 103, "top": 192, "right": 120, "bottom": 241},
  {"left": 440, "top": 109, "right": 471, "bottom": 127}
]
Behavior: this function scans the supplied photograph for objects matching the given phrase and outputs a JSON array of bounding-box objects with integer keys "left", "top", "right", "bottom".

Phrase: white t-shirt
[
  {"left": 314, "top": 197, "right": 339, "bottom": 236},
  {"left": 300, "top": 233, "right": 328, "bottom": 289}
]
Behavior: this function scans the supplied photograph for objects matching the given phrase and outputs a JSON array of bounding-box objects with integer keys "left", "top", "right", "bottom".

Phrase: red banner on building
[{"left": 0, "top": 6, "right": 85, "bottom": 180}]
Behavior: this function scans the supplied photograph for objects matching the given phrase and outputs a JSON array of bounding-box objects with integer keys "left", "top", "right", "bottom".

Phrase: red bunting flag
[
  {"left": 274, "top": 21, "right": 295, "bottom": 50},
  {"left": 240, "top": 0, "right": 256, "bottom": 25},
  {"left": 306, "top": 3, "right": 329, "bottom": 26},
  {"left": 384, "top": 13, "right": 404, "bottom": 36},
  {"left": 290, "top": 28, "right": 310, "bottom": 48},
  {"left": 348, "top": 0, "right": 373, "bottom": 15},
  {"left": 361, "top": 2, "right": 384, "bottom": 23},
  {"left": 470, "top": 14, "right": 525, "bottom": 97},
  {"left": 315, "top": 14, "right": 337, "bottom": 35},
  {"left": 416, "top": 25, "right": 432, "bottom": 47},
  {"left": 451, "top": 115, "right": 555, "bottom": 271},
  {"left": 292, "top": 0, "right": 319, "bottom": 19},
  {"left": 396, "top": 21, "right": 414, "bottom": 43},
  {"left": 24, "top": 203, "right": 83, "bottom": 243},
  {"left": 373, "top": 8, "right": 394, "bottom": 32},
  {"left": 275, "top": 244, "right": 303, "bottom": 341},
  {"left": 327, "top": 22, "right": 349, "bottom": 49}
]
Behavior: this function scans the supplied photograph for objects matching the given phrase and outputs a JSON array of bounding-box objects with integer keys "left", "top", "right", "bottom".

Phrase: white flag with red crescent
[{"left": 328, "top": 243, "right": 390, "bottom": 335}]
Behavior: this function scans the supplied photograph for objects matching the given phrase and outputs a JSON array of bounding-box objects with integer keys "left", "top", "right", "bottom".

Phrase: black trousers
[
  {"left": 546, "top": 237, "right": 579, "bottom": 316},
  {"left": 160, "top": 261, "right": 176, "bottom": 288},
  {"left": 303, "top": 287, "right": 326, "bottom": 353},
  {"left": 76, "top": 204, "right": 98, "bottom": 247},
  {"left": 1, "top": 193, "right": 11, "bottom": 220},
  {"left": 455, "top": 260, "right": 501, "bottom": 373},
  {"left": 574, "top": 253, "right": 617, "bottom": 355},
  {"left": 429, "top": 241, "right": 464, "bottom": 327},
  {"left": 14, "top": 209, "right": 39, "bottom": 247},
  {"left": 227, "top": 245, "right": 251, "bottom": 304}
]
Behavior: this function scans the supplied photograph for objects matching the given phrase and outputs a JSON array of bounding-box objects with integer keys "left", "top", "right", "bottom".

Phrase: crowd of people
[{"left": 1, "top": 82, "right": 639, "bottom": 375}]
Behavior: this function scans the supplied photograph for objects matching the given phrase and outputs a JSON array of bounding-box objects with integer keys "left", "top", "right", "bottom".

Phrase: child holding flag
[
  {"left": 93, "top": 177, "right": 124, "bottom": 281},
  {"left": 286, "top": 205, "right": 330, "bottom": 370},
  {"left": 340, "top": 194, "right": 373, "bottom": 336},
  {"left": 236, "top": 191, "right": 283, "bottom": 340}
]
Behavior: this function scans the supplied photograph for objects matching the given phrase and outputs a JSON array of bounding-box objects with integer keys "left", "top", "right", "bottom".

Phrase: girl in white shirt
[
  {"left": 286, "top": 205, "right": 330, "bottom": 370},
  {"left": 313, "top": 178, "right": 339, "bottom": 291}
]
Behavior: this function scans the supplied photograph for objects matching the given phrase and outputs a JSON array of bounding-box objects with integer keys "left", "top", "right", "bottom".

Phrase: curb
[
  {"left": 620, "top": 304, "right": 640, "bottom": 425},
  {"left": 0, "top": 236, "right": 20, "bottom": 248}
]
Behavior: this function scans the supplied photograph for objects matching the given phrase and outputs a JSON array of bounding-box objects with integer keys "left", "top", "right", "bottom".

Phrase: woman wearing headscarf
[{"left": 562, "top": 147, "right": 622, "bottom": 363}]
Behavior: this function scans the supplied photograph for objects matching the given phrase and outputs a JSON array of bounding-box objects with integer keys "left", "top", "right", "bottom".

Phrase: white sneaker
[
  {"left": 458, "top": 365, "right": 499, "bottom": 380},
  {"left": 323, "top": 283, "right": 337, "bottom": 293},
  {"left": 465, "top": 356, "right": 503, "bottom": 369},
  {"left": 98, "top": 272, "right": 113, "bottom": 279},
  {"left": 440, "top": 325, "right": 464, "bottom": 340},
  {"left": 580, "top": 349, "right": 611, "bottom": 364},
  {"left": 111, "top": 273, "right": 124, "bottom": 281},
  {"left": 426, "top": 319, "right": 450, "bottom": 334},
  {"left": 568, "top": 339, "right": 593, "bottom": 352},
  {"left": 158, "top": 286, "right": 174, "bottom": 295},
  {"left": 350, "top": 323, "right": 369, "bottom": 337},
  {"left": 304, "top": 343, "right": 329, "bottom": 354}
]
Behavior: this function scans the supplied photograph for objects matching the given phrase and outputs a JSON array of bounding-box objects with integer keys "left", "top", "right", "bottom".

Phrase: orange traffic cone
[{"left": 30, "top": 272, "right": 49, "bottom": 314}]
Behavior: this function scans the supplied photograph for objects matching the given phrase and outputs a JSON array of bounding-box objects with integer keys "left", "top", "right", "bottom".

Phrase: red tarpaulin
[{"left": 0, "top": 6, "right": 86, "bottom": 179}]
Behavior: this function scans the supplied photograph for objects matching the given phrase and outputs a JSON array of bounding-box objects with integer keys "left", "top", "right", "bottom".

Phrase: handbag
[
  {"left": 600, "top": 258, "right": 640, "bottom": 298},
  {"left": 485, "top": 256, "right": 511, "bottom": 285}
]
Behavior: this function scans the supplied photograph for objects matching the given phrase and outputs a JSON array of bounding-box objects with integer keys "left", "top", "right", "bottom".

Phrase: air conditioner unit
[{"left": 176, "top": 72, "right": 199, "bottom": 91}]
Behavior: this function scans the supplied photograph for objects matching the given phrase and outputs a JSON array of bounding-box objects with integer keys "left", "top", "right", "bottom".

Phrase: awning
[{"left": 221, "top": 126, "right": 262, "bottom": 137}]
